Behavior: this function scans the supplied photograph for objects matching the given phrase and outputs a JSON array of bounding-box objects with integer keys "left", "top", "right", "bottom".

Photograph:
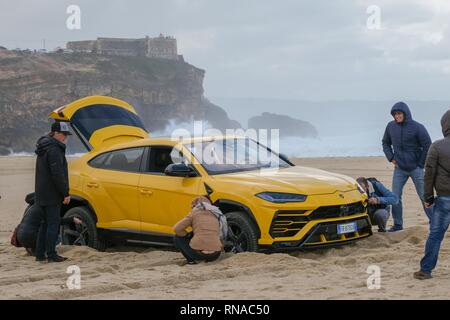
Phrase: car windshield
[{"left": 185, "top": 138, "right": 291, "bottom": 174}]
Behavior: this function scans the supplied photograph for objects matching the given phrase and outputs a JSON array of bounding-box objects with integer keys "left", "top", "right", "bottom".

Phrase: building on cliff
[{"left": 66, "top": 34, "right": 179, "bottom": 60}]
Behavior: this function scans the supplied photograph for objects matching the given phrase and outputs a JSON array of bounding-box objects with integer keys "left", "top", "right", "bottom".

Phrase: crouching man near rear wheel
[{"left": 173, "top": 196, "right": 227, "bottom": 265}]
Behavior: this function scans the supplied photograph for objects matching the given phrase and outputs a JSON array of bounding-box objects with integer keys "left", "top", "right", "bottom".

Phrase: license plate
[{"left": 337, "top": 222, "right": 357, "bottom": 234}]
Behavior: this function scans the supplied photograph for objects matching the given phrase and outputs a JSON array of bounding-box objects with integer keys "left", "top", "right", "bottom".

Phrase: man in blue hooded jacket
[{"left": 382, "top": 102, "right": 432, "bottom": 232}]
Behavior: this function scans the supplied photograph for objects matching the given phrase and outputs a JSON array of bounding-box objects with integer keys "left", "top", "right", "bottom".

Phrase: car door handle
[
  {"left": 140, "top": 189, "right": 153, "bottom": 195},
  {"left": 87, "top": 182, "right": 99, "bottom": 188}
]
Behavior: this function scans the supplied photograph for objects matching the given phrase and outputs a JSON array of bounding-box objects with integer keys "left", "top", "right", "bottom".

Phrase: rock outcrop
[
  {"left": 248, "top": 112, "right": 318, "bottom": 138},
  {"left": 0, "top": 50, "right": 239, "bottom": 152}
]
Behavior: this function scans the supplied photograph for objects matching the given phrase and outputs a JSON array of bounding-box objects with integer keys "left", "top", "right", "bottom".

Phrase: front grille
[
  {"left": 309, "top": 202, "right": 365, "bottom": 220},
  {"left": 269, "top": 211, "right": 308, "bottom": 238},
  {"left": 269, "top": 202, "right": 366, "bottom": 239}
]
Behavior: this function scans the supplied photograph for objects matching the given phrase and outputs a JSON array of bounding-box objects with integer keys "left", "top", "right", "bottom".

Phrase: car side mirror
[{"left": 164, "top": 163, "right": 196, "bottom": 177}]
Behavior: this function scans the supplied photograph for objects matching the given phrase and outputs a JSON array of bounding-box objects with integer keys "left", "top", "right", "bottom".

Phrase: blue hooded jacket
[{"left": 382, "top": 102, "right": 431, "bottom": 171}]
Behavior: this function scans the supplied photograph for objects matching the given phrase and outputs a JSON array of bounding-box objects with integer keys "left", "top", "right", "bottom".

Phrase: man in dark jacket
[
  {"left": 414, "top": 109, "right": 450, "bottom": 280},
  {"left": 382, "top": 102, "right": 432, "bottom": 231},
  {"left": 34, "top": 121, "right": 72, "bottom": 263},
  {"left": 356, "top": 177, "right": 399, "bottom": 232},
  {"left": 17, "top": 204, "right": 82, "bottom": 255}
]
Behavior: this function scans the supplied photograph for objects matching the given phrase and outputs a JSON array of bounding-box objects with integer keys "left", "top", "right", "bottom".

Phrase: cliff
[
  {"left": 248, "top": 112, "right": 318, "bottom": 138},
  {"left": 0, "top": 50, "right": 240, "bottom": 153}
]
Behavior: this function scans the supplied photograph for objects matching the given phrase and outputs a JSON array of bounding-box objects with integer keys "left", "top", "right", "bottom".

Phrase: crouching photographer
[{"left": 357, "top": 177, "right": 399, "bottom": 232}]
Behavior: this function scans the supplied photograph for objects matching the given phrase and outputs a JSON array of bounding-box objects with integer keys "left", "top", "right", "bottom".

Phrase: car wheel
[
  {"left": 225, "top": 211, "right": 259, "bottom": 252},
  {"left": 61, "top": 206, "right": 107, "bottom": 251}
]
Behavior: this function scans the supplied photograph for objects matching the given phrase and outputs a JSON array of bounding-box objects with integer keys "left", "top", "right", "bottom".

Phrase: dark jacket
[
  {"left": 366, "top": 178, "right": 399, "bottom": 221},
  {"left": 16, "top": 204, "right": 73, "bottom": 248},
  {"left": 424, "top": 110, "right": 450, "bottom": 201},
  {"left": 34, "top": 135, "right": 69, "bottom": 206},
  {"left": 382, "top": 102, "right": 432, "bottom": 171}
]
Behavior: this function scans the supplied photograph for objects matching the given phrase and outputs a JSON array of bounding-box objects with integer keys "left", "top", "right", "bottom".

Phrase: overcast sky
[{"left": 1, "top": 0, "right": 450, "bottom": 100}]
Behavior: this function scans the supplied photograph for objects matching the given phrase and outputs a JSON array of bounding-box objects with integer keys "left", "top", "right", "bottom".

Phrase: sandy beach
[{"left": 0, "top": 156, "right": 449, "bottom": 300}]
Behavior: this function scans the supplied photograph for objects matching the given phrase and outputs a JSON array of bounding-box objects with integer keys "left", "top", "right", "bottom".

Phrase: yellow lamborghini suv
[{"left": 25, "top": 96, "right": 372, "bottom": 251}]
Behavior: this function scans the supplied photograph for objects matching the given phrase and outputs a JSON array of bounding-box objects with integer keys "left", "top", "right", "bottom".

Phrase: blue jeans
[
  {"left": 420, "top": 196, "right": 450, "bottom": 274},
  {"left": 392, "top": 166, "right": 433, "bottom": 227},
  {"left": 35, "top": 205, "right": 61, "bottom": 259}
]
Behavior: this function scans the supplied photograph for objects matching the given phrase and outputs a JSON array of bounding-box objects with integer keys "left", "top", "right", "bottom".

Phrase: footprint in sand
[
  {"left": 334, "top": 258, "right": 357, "bottom": 266},
  {"left": 95, "top": 266, "right": 116, "bottom": 274},
  {"left": 407, "top": 236, "right": 422, "bottom": 245},
  {"left": 124, "top": 282, "right": 142, "bottom": 289}
]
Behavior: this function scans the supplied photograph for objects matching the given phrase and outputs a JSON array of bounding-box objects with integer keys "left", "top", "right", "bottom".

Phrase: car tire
[
  {"left": 225, "top": 211, "right": 259, "bottom": 252},
  {"left": 61, "top": 206, "right": 107, "bottom": 251}
]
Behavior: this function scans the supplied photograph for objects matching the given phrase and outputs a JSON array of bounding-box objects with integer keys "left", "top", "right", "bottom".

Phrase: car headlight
[{"left": 255, "top": 192, "right": 307, "bottom": 203}]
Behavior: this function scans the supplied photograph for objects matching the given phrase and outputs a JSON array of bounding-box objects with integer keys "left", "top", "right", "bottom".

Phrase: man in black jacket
[
  {"left": 34, "top": 121, "right": 72, "bottom": 263},
  {"left": 414, "top": 109, "right": 450, "bottom": 280}
]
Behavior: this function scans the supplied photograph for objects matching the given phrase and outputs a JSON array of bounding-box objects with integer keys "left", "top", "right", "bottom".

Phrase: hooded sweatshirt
[
  {"left": 34, "top": 135, "right": 69, "bottom": 206},
  {"left": 382, "top": 102, "right": 432, "bottom": 171},
  {"left": 424, "top": 109, "right": 450, "bottom": 200}
]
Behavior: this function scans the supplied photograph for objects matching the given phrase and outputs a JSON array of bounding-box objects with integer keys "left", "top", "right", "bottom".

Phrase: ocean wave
[
  {"left": 278, "top": 135, "right": 385, "bottom": 158},
  {"left": 2, "top": 116, "right": 441, "bottom": 158}
]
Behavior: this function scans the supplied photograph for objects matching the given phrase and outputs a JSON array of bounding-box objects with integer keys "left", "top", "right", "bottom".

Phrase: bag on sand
[{"left": 10, "top": 225, "right": 22, "bottom": 247}]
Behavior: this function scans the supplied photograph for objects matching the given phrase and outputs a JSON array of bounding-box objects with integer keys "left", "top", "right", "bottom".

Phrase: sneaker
[
  {"left": 47, "top": 255, "right": 68, "bottom": 263},
  {"left": 413, "top": 271, "right": 432, "bottom": 280},
  {"left": 388, "top": 225, "right": 403, "bottom": 232}
]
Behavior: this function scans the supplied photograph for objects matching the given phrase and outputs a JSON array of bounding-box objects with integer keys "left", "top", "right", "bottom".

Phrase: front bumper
[
  {"left": 261, "top": 215, "right": 372, "bottom": 251},
  {"left": 253, "top": 190, "right": 372, "bottom": 250}
]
